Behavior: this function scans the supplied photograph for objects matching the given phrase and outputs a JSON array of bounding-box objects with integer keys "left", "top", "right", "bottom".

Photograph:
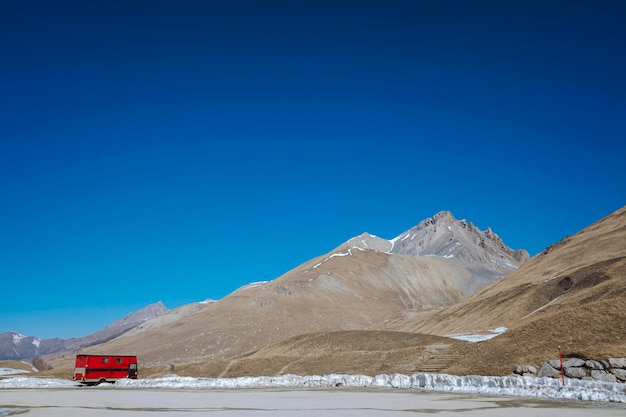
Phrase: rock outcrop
[{"left": 516, "top": 357, "right": 626, "bottom": 383}]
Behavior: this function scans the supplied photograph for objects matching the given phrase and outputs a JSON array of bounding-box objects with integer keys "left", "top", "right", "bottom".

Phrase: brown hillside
[
  {"left": 51, "top": 249, "right": 480, "bottom": 369},
  {"left": 224, "top": 331, "right": 469, "bottom": 377},
  {"left": 386, "top": 206, "right": 626, "bottom": 375},
  {"left": 137, "top": 331, "right": 471, "bottom": 379}
]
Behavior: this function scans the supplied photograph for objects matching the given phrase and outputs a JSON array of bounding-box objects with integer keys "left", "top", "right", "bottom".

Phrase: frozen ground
[
  {"left": 1, "top": 373, "right": 626, "bottom": 416},
  {"left": 1, "top": 385, "right": 626, "bottom": 417},
  {"left": 0, "top": 368, "right": 29, "bottom": 377}
]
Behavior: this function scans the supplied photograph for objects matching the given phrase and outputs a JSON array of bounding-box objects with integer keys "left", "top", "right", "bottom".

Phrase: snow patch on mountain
[
  {"left": 313, "top": 245, "right": 370, "bottom": 270},
  {"left": 11, "top": 334, "right": 25, "bottom": 345},
  {"left": 236, "top": 281, "right": 269, "bottom": 292},
  {"left": 446, "top": 327, "right": 508, "bottom": 342},
  {"left": 344, "top": 232, "right": 393, "bottom": 253}
]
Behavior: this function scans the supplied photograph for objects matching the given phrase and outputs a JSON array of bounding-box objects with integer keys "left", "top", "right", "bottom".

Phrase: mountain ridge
[
  {"left": 0, "top": 302, "right": 168, "bottom": 361},
  {"left": 46, "top": 211, "right": 526, "bottom": 367}
]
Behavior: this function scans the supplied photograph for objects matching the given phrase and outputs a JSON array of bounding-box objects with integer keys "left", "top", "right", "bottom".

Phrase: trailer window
[
  {"left": 116, "top": 358, "right": 122, "bottom": 363},
  {"left": 102, "top": 358, "right": 108, "bottom": 364}
]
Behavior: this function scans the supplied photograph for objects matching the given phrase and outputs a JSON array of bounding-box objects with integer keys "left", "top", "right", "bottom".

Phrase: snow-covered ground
[
  {"left": 0, "top": 368, "right": 29, "bottom": 377},
  {"left": 1, "top": 372, "right": 625, "bottom": 403}
]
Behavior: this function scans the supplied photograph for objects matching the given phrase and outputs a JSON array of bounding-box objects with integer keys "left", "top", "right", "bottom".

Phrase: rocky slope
[
  {"left": 390, "top": 211, "right": 529, "bottom": 293},
  {"left": 51, "top": 211, "right": 526, "bottom": 368}
]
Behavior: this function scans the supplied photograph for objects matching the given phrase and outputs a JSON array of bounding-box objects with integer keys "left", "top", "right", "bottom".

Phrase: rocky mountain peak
[
  {"left": 414, "top": 210, "right": 456, "bottom": 230},
  {"left": 114, "top": 301, "right": 168, "bottom": 326},
  {"left": 390, "top": 211, "right": 528, "bottom": 280}
]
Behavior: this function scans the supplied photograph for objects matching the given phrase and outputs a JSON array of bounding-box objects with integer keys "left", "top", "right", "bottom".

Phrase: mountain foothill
[{"left": 2, "top": 207, "right": 624, "bottom": 379}]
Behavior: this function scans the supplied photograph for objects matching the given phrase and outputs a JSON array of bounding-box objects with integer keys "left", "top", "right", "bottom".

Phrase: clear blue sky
[{"left": 2, "top": 1, "right": 625, "bottom": 339}]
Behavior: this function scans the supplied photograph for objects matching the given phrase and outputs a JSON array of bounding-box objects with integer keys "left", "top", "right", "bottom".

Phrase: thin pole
[{"left": 558, "top": 343, "right": 565, "bottom": 386}]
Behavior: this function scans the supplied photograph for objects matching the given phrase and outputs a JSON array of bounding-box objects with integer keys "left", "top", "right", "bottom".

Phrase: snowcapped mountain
[
  {"left": 0, "top": 302, "right": 168, "bottom": 360},
  {"left": 62, "top": 211, "right": 528, "bottom": 367},
  {"left": 0, "top": 333, "right": 41, "bottom": 360}
]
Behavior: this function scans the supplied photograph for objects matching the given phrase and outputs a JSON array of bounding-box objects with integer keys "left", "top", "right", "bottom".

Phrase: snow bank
[
  {"left": 2, "top": 373, "right": 625, "bottom": 403},
  {"left": 116, "top": 373, "right": 626, "bottom": 403},
  {"left": 0, "top": 368, "right": 29, "bottom": 377},
  {"left": 0, "top": 408, "right": 27, "bottom": 416},
  {"left": 413, "top": 373, "right": 626, "bottom": 403},
  {"left": 0, "top": 377, "right": 78, "bottom": 388}
]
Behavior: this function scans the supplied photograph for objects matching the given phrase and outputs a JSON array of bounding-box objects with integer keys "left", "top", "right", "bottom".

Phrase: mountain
[
  {"left": 0, "top": 302, "right": 168, "bottom": 360},
  {"left": 56, "top": 211, "right": 526, "bottom": 367},
  {"left": 385, "top": 206, "right": 626, "bottom": 375},
  {"left": 389, "top": 211, "right": 529, "bottom": 293},
  {"left": 0, "top": 333, "right": 42, "bottom": 361}
]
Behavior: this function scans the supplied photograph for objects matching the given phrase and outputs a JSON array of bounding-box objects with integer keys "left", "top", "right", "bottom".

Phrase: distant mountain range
[
  {"left": 0, "top": 302, "right": 167, "bottom": 360},
  {"left": 37, "top": 211, "right": 528, "bottom": 367}
]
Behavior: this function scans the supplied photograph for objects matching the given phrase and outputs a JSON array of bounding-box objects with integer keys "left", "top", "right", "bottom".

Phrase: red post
[{"left": 558, "top": 343, "right": 565, "bottom": 386}]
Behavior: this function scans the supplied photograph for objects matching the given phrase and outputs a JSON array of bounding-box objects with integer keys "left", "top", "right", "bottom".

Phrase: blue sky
[{"left": 1, "top": 1, "right": 625, "bottom": 339}]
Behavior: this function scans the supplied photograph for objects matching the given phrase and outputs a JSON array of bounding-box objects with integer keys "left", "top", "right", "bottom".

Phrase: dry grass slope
[
  {"left": 150, "top": 331, "right": 471, "bottom": 378},
  {"left": 447, "top": 257, "right": 626, "bottom": 375}
]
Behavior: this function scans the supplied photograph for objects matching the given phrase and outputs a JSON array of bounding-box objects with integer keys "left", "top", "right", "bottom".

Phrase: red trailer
[{"left": 73, "top": 354, "right": 138, "bottom": 384}]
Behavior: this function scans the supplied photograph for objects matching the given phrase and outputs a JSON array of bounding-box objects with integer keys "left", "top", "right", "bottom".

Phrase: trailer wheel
[{"left": 98, "top": 378, "right": 106, "bottom": 385}]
